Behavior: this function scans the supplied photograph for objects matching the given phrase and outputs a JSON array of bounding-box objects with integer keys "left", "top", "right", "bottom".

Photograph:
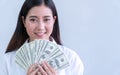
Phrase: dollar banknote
[{"left": 15, "top": 39, "right": 69, "bottom": 71}]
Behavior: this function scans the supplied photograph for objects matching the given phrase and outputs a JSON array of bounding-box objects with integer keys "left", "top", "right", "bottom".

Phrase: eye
[
  {"left": 30, "top": 18, "right": 37, "bottom": 22},
  {"left": 44, "top": 18, "right": 50, "bottom": 22}
]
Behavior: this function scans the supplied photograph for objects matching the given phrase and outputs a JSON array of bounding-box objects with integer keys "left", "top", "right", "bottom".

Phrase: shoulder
[
  {"left": 58, "top": 45, "right": 83, "bottom": 65},
  {"left": 5, "top": 51, "right": 16, "bottom": 56},
  {"left": 4, "top": 51, "right": 16, "bottom": 65},
  {"left": 4, "top": 51, "right": 16, "bottom": 59},
  {"left": 1, "top": 51, "right": 17, "bottom": 75},
  {"left": 3, "top": 51, "right": 25, "bottom": 75},
  {"left": 58, "top": 45, "right": 84, "bottom": 75},
  {"left": 58, "top": 45, "right": 81, "bottom": 60}
]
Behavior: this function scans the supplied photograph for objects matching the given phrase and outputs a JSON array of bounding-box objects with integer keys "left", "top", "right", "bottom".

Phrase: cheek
[
  {"left": 47, "top": 24, "right": 54, "bottom": 32},
  {"left": 25, "top": 23, "right": 35, "bottom": 35}
]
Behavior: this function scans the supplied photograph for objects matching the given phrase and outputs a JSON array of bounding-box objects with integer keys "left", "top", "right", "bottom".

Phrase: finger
[
  {"left": 30, "top": 68, "right": 39, "bottom": 75},
  {"left": 41, "top": 61, "right": 52, "bottom": 75},
  {"left": 43, "top": 61, "right": 56, "bottom": 74},
  {"left": 37, "top": 72, "right": 41, "bottom": 75},
  {"left": 37, "top": 64, "right": 47, "bottom": 75},
  {"left": 27, "top": 63, "right": 38, "bottom": 74}
]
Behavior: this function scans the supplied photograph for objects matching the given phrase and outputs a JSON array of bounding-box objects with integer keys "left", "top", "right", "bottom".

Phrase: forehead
[{"left": 27, "top": 5, "right": 53, "bottom": 17}]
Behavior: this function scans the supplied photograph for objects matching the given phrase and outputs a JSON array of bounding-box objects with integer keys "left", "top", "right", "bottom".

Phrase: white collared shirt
[{"left": 1, "top": 40, "right": 84, "bottom": 75}]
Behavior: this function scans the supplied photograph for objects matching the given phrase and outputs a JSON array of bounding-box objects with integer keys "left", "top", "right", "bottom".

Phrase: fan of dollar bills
[{"left": 15, "top": 39, "right": 69, "bottom": 71}]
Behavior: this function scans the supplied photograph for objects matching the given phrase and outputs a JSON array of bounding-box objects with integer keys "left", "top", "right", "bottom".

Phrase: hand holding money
[
  {"left": 15, "top": 39, "right": 69, "bottom": 73},
  {"left": 27, "top": 61, "right": 57, "bottom": 75}
]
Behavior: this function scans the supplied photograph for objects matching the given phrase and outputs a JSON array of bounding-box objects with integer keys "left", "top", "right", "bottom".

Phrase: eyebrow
[
  {"left": 29, "top": 16, "right": 38, "bottom": 18},
  {"left": 43, "top": 16, "right": 51, "bottom": 18},
  {"left": 29, "top": 15, "right": 52, "bottom": 19}
]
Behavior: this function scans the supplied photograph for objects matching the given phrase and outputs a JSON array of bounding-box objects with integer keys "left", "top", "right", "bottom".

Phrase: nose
[{"left": 37, "top": 21, "right": 45, "bottom": 30}]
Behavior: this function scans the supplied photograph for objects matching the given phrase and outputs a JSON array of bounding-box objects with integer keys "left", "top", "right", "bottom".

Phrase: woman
[{"left": 3, "top": 0, "right": 84, "bottom": 75}]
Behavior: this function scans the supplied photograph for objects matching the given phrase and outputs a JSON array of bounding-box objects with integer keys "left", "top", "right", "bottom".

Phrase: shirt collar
[{"left": 24, "top": 37, "right": 56, "bottom": 44}]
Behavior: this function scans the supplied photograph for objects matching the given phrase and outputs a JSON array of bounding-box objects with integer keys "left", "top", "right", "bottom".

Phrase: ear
[
  {"left": 21, "top": 16, "right": 26, "bottom": 27},
  {"left": 53, "top": 16, "right": 56, "bottom": 23}
]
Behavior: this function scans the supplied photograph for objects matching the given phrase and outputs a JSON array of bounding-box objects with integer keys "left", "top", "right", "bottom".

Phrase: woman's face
[{"left": 23, "top": 5, "right": 56, "bottom": 41}]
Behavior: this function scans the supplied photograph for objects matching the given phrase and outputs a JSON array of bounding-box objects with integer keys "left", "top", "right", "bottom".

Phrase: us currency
[
  {"left": 38, "top": 42, "right": 59, "bottom": 61},
  {"left": 47, "top": 49, "right": 69, "bottom": 70},
  {"left": 15, "top": 39, "right": 69, "bottom": 71},
  {"left": 15, "top": 44, "right": 30, "bottom": 70}
]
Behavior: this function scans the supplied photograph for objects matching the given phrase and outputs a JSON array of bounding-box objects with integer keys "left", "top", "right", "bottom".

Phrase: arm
[
  {"left": 62, "top": 46, "right": 84, "bottom": 75},
  {"left": 70, "top": 52, "right": 84, "bottom": 75}
]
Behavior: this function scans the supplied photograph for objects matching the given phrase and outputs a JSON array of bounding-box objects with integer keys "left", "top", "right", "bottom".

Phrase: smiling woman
[
  {"left": 22, "top": 5, "right": 56, "bottom": 41},
  {"left": 1, "top": 0, "right": 84, "bottom": 75}
]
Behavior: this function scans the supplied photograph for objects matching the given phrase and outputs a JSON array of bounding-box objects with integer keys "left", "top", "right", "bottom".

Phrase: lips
[{"left": 34, "top": 32, "right": 46, "bottom": 37}]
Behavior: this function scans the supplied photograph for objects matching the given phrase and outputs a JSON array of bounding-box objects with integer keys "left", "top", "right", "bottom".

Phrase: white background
[{"left": 0, "top": 0, "right": 120, "bottom": 75}]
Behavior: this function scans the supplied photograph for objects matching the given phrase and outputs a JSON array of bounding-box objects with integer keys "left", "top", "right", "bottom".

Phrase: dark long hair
[{"left": 6, "top": 0, "right": 62, "bottom": 53}]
